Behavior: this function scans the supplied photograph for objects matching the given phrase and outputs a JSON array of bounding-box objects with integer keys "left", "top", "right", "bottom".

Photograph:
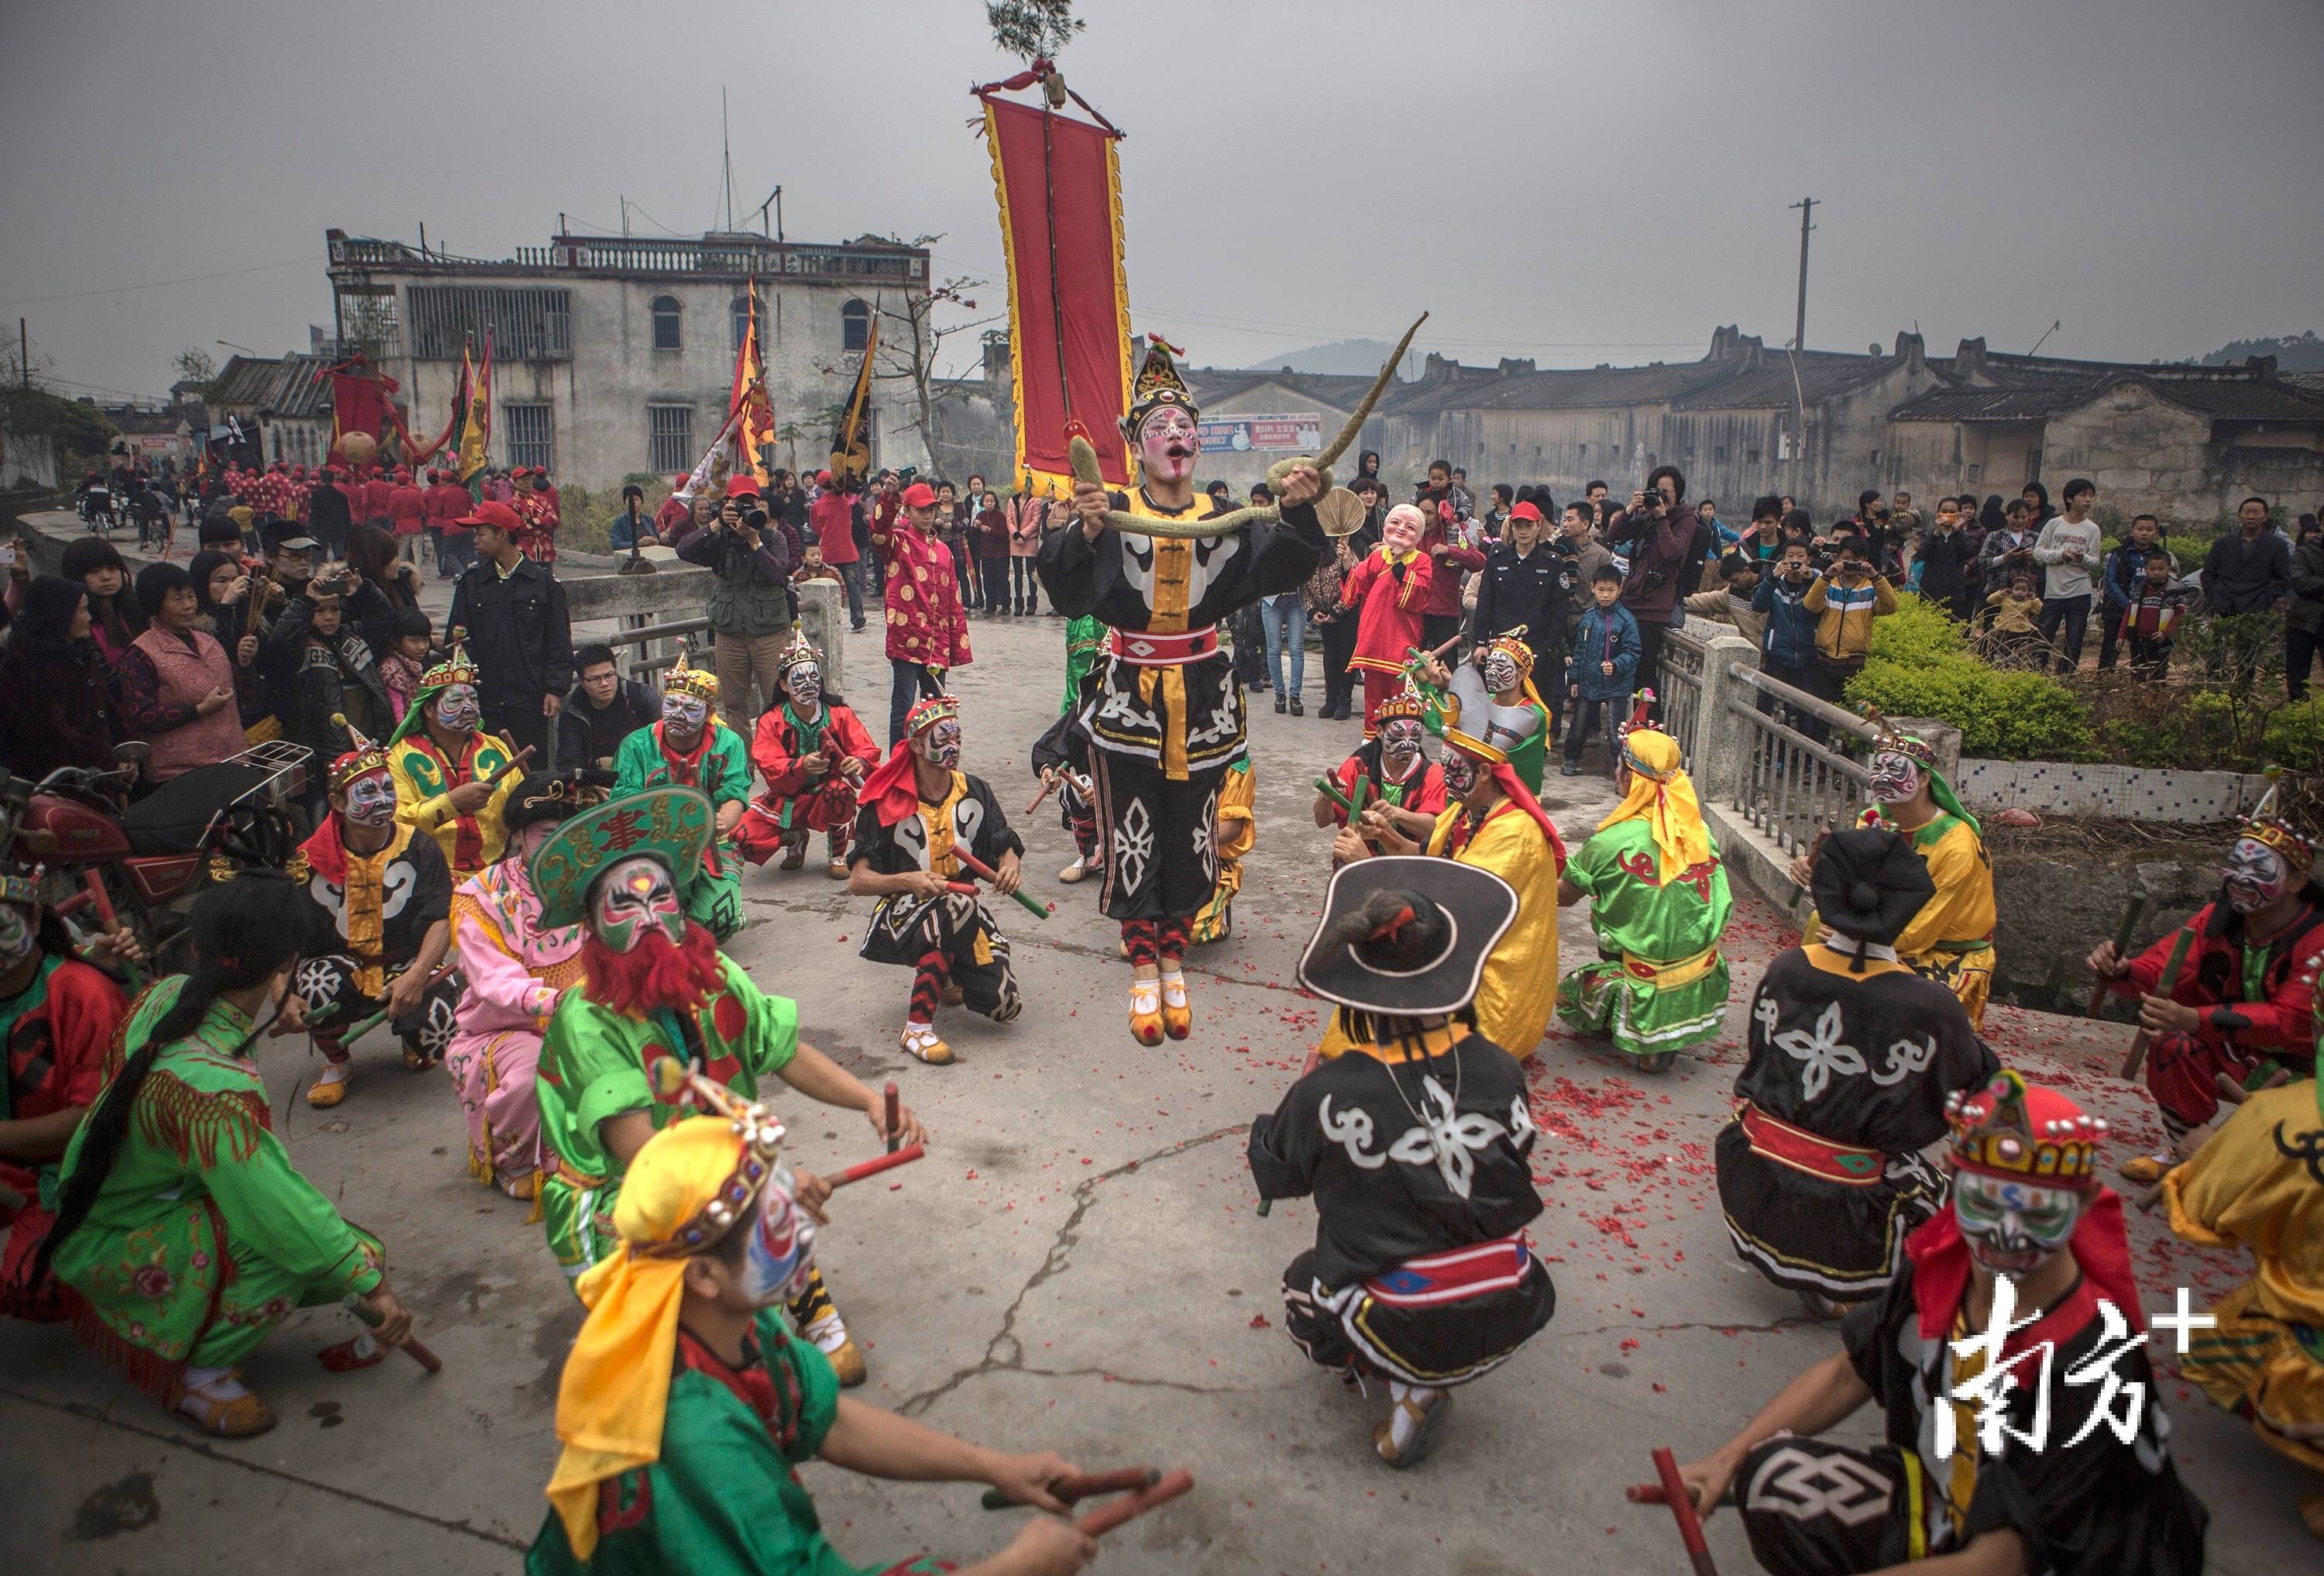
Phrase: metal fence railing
[
  {"left": 1722, "top": 662, "right": 1881, "bottom": 859},
  {"left": 602, "top": 616, "right": 711, "bottom": 687},
  {"left": 1658, "top": 629, "right": 1708, "bottom": 767}
]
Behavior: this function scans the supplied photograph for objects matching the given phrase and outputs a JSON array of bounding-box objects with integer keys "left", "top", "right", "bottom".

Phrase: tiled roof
[
  {"left": 1892, "top": 372, "right": 2324, "bottom": 425},
  {"left": 208, "top": 354, "right": 333, "bottom": 419},
  {"left": 1673, "top": 353, "right": 1910, "bottom": 411},
  {"left": 1889, "top": 385, "right": 2097, "bottom": 422}
]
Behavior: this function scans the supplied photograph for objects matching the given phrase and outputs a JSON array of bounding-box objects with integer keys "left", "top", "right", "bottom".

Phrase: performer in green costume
[
  {"left": 528, "top": 1082, "right": 1095, "bottom": 1576},
  {"left": 1556, "top": 723, "right": 1732, "bottom": 1071},
  {"left": 40, "top": 875, "right": 421, "bottom": 1437},
  {"left": 531, "top": 785, "right": 923, "bottom": 1388},
  {"left": 611, "top": 649, "right": 751, "bottom": 941}
]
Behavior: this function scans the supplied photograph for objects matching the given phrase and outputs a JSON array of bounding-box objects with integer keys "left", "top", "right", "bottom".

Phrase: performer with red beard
[{"left": 531, "top": 785, "right": 923, "bottom": 1385}]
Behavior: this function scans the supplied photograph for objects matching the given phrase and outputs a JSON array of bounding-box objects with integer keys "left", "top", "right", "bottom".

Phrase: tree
[
  {"left": 987, "top": 0, "right": 1082, "bottom": 61},
  {"left": 820, "top": 236, "right": 1002, "bottom": 482},
  {"left": 171, "top": 346, "right": 219, "bottom": 401}
]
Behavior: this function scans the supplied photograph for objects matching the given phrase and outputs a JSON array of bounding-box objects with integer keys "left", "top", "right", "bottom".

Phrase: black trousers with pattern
[
  {"left": 292, "top": 951, "right": 460, "bottom": 1065},
  {"left": 1088, "top": 746, "right": 1225, "bottom": 927}
]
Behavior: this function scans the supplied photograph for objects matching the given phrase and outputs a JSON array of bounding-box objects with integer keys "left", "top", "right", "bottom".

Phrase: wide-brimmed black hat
[
  {"left": 503, "top": 769, "right": 615, "bottom": 834},
  {"left": 1297, "top": 855, "right": 1518, "bottom": 1017},
  {"left": 1811, "top": 826, "right": 1934, "bottom": 947}
]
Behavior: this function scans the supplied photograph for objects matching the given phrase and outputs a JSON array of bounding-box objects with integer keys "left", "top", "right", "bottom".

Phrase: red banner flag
[{"left": 978, "top": 93, "right": 1133, "bottom": 497}]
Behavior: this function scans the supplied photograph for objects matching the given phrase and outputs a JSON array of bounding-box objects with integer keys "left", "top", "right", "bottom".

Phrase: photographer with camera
[
  {"left": 1604, "top": 465, "right": 1709, "bottom": 716},
  {"left": 678, "top": 478, "right": 795, "bottom": 737},
  {"left": 1804, "top": 537, "right": 1897, "bottom": 704}
]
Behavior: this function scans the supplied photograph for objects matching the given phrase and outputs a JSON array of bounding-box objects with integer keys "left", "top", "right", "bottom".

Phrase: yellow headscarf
[
  {"left": 1597, "top": 728, "right": 1714, "bottom": 882},
  {"left": 545, "top": 1114, "right": 758, "bottom": 1561}
]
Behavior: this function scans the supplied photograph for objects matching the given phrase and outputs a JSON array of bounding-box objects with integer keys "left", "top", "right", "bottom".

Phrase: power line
[{"left": 0, "top": 255, "right": 324, "bottom": 308}]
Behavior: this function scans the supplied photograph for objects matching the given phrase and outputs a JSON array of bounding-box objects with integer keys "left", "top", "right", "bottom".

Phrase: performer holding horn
[{"left": 1041, "top": 323, "right": 1419, "bottom": 1045}]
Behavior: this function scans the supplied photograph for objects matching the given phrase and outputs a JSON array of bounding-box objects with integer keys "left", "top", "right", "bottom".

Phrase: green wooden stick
[
  {"left": 2120, "top": 924, "right": 2195, "bottom": 1080},
  {"left": 1312, "top": 775, "right": 1355, "bottom": 815}
]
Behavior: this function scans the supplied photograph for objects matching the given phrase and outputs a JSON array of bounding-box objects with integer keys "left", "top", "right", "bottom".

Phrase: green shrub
[
  {"left": 1844, "top": 594, "right": 2099, "bottom": 762},
  {"left": 1865, "top": 594, "right": 1969, "bottom": 664},
  {"left": 2261, "top": 697, "right": 2324, "bottom": 775}
]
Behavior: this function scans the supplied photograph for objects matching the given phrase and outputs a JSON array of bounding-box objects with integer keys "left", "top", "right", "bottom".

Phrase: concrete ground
[{"left": 3, "top": 604, "right": 2316, "bottom": 1576}]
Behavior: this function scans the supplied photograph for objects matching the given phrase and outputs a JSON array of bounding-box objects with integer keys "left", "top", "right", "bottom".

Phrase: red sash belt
[
  {"left": 1108, "top": 626, "right": 1219, "bottom": 666},
  {"left": 1362, "top": 1232, "right": 1532, "bottom": 1306},
  {"left": 1738, "top": 1101, "right": 1886, "bottom": 1187}
]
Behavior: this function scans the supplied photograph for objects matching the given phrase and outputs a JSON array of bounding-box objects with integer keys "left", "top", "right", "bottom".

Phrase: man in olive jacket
[{"left": 677, "top": 477, "right": 793, "bottom": 735}]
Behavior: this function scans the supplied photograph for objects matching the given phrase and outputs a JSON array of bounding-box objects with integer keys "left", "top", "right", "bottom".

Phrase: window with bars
[
  {"left": 648, "top": 404, "right": 695, "bottom": 474},
  {"left": 406, "top": 285, "right": 571, "bottom": 362},
  {"left": 505, "top": 403, "right": 553, "bottom": 473},
  {"left": 651, "top": 295, "right": 682, "bottom": 352},
  {"left": 733, "top": 296, "right": 755, "bottom": 353},
  {"left": 842, "top": 299, "right": 871, "bottom": 353}
]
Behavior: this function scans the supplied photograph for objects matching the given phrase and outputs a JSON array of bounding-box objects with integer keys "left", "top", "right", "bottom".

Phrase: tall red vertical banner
[{"left": 978, "top": 93, "right": 1133, "bottom": 497}]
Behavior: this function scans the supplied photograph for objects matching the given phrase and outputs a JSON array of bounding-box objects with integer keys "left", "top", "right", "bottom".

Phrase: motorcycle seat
[{"left": 118, "top": 764, "right": 275, "bottom": 855}]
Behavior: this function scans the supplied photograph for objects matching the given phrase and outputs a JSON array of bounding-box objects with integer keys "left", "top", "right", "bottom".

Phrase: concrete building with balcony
[{"left": 322, "top": 226, "right": 933, "bottom": 491}]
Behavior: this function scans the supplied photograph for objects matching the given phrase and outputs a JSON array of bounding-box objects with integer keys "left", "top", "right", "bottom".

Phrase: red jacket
[
  {"left": 809, "top": 490, "right": 859, "bottom": 565},
  {"left": 1417, "top": 512, "right": 1484, "bottom": 618},
  {"left": 360, "top": 477, "right": 394, "bottom": 521},
  {"left": 2108, "top": 899, "right": 2324, "bottom": 1055},
  {"left": 387, "top": 483, "right": 426, "bottom": 533},
  {"left": 424, "top": 482, "right": 472, "bottom": 532},
  {"left": 868, "top": 518, "right": 970, "bottom": 669},
  {"left": 1339, "top": 546, "right": 1433, "bottom": 673}
]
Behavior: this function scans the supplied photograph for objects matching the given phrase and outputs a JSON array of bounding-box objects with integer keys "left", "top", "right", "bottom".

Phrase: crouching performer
[
  {"left": 848, "top": 695, "right": 1024, "bottom": 1066},
  {"left": 1672, "top": 1071, "right": 2210, "bottom": 1576},
  {"left": 528, "top": 1083, "right": 1096, "bottom": 1576},
  {"left": 534, "top": 785, "right": 923, "bottom": 1386},
  {"left": 1717, "top": 828, "right": 1997, "bottom": 1317},
  {"left": 734, "top": 632, "right": 877, "bottom": 880},
  {"left": 1250, "top": 856, "right": 1556, "bottom": 1468}
]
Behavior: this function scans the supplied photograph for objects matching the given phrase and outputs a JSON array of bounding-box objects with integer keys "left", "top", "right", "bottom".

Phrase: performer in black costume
[
  {"left": 1717, "top": 827, "right": 1998, "bottom": 1316},
  {"left": 1250, "top": 855, "right": 1556, "bottom": 1469},
  {"left": 1040, "top": 340, "right": 1327, "bottom": 1045}
]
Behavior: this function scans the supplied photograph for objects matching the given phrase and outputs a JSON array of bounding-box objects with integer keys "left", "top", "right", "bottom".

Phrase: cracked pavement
[{"left": 5, "top": 614, "right": 2318, "bottom": 1574}]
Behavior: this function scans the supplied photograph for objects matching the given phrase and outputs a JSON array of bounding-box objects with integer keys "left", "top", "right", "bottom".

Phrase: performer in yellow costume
[
  {"left": 1342, "top": 717, "right": 1565, "bottom": 1058},
  {"left": 387, "top": 638, "right": 523, "bottom": 878},
  {"left": 2162, "top": 1064, "right": 2324, "bottom": 1540},
  {"left": 1793, "top": 724, "right": 1995, "bottom": 1029}
]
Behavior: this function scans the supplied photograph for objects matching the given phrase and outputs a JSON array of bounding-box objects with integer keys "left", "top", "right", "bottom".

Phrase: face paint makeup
[
  {"left": 739, "top": 1163, "right": 818, "bottom": 1307},
  {"left": 0, "top": 903, "right": 36, "bottom": 972},
  {"left": 916, "top": 718, "right": 962, "bottom": 769},
  {"left": 1136, "top": 407, "right": 1198, "bottom": 487},
  {"left": 2222, "top": 835, "right": 2291, "bottom": 914},
  {"left": 1441, "top": 751, "right": 1479, "bottom": 797},
  {"left": 1482, "top": 651, "right": 1520, "bottom": 694},
  {"left": 433, "top": 683, "right": 481, "bottom": 732},
  {"left": 1868, "top": 750, "right": 1926, "bottom": 805},
  {"left": 1379, "top": 718, "right": 1426, "bottom": 771},
  {"left": 782, "top": 662, "right": 821, "bottom": 710},
  {"left": 1951, "top": 1170, "right": 2084, "bottom": 1275},
  {"left": 339, "top": 769, "right": 398, "bottom": 828},
  {"left": 590, "top": 856, "right": 685, "bottom": 953},
  {"left": 662, "top": 692, "right": 709, "bottom": 734}
]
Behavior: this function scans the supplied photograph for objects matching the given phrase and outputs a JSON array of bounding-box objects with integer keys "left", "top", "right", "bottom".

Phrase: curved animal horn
[{"left": 1314, "top": 312, "right": 1429, "bottom": 470}]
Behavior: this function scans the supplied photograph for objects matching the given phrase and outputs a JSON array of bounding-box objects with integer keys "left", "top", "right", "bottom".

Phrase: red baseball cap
[
  {"left": 1508, "top": 501, "right": 1544, "bottom": 525},
  {"left": 900, "top": 481, "right": 938, "bottom": 509},
  {"left": 725, "top": 476, "right": 762, "bottom": 499},
  {"left": 456, "top": 500, "right": 523, "bottom": 532},
  {"left": 815, "top": 470, "right": 833, "bottom": 485}
]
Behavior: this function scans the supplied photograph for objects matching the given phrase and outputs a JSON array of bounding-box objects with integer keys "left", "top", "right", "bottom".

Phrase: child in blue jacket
[{"left": 1563, "top": 565, "right": 1640, "bottom": 775}]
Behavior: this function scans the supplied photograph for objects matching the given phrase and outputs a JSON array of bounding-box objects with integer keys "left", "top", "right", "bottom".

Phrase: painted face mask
[
  {"left": 339, "top": 769, "right": 398, "bottom": 828},
  {"left": 782, "top": 662, "right": 821, "bottom": 711},
  {"left": 0, "top": 903, "right": 36, "bottom": 972},
  {"left": 739, "top": 1162, "right": 818, "bottom": 1306},
  {"left": 1441, "top": 751, "right": 1480, "bottom": 797},
  {"left": 1482, "top": 650, "right": 1521, "bottom": 694},
  {"left": 2222, "top": 835, "right": 2291, "bottom": 914},
  {"left": 432, "top": 683, "right": 481, "bottom": 733},
  {"left": 1952, "top": 1170, "right": 2083, "bottom": 1275},
  {"left": 590, "top": 855, "right": 686, "bottom": 952},
  {"left": 1136, "top": 407, "right": 1199, "bottom": 487},
  {"left": 1379, "top": 718, "right": 1425, "bottom": 771},
  {"left": 1868, "top": 750, "right": 1926, "bottom": 805},
  {"left": 662, "top": 692, "right": 709, "bottom": 734},
  {"left": 916, "top": 718, "right": 962, "bottom": 770}
]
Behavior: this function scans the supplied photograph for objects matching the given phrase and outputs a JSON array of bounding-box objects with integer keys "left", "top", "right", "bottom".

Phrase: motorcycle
[{"left": 3, "top": 741, "right": 306, "bottom": 968}]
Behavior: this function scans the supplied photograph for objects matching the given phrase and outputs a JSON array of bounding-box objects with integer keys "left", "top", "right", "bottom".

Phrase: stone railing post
[
  {"left": 1690, "top": 632, "right": 1762, "bottom": 807},
  {"left": 794, "top": 578, "right": 847, "bottom": 694}
]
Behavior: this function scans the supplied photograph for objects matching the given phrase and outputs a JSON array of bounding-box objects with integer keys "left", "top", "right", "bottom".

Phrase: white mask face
[
  {"left": 1441, "top": 751, "right": 1479, "bottom": 797},
  {"left": 0, "top": 903, "right": 36, "bottom": 972},
  {"left": 739, "top": 1164, "right": 817, "bottom": 1306},
  {"left": 782, "top": 662, "right": 821, "bottom": 711},
  {"left": 662, "top": 692, "right": 709, "bottom": 734},
  {"left": 1952, "top": 1170, "right": 2084, "bottom": 1276},
  {"left": 1868, "top": 750, "right": 1925, "bottom": 805},
  {"left": 339, "top": 769, "right": 398, "bottom": 828},
  {"left": 1482, "top": 650, "right": 1520, "bottom": 693},
  {"left": 2223, "top": 835, "right": 2291, "bottom": 914}
]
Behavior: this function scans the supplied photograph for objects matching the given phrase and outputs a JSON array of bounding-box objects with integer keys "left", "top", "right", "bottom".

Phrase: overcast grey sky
[{"left": 5, "top": 0, "right": 2319, "bottom": 402}]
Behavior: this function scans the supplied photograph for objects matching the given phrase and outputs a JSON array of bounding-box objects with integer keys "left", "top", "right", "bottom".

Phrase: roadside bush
[
  {"left": 1844, "top": 594, "right": 2099, "bottom": 761},
  {"left": 2261, "top": 697, "right": 2324, "bottom": 776}
]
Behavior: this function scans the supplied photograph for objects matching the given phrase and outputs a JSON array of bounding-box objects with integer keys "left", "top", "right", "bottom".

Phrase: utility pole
[
  {"left": 1784, "top": 198, "right": 1817, "bottom": 477},
  {"left": 721, "top": 89, "right": 736, "bottom": 232},
  {"left": 18, "top": 319, "right": 27, "bottom": 387}
]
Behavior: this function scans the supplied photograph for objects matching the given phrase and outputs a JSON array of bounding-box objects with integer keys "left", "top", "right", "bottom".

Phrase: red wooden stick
[
  {"left": 883, "top": 1079, "right": 901, "bottom": 1154},
  {"left": 1649, "top": 1447, "right": 1720, "bottom": 1576},
  {"left": 982, "top": 1466, "right": 1157, "bottom": 1510},
  {"left": 343, "top": 1295, "right": 444, "bottom": 1374},
  {"left": 827, "top": 1144, "right": 924, "bottom": 1189},
  {"left": 1074, "top": 1468, "right": 1193, "bottom": 1537}
]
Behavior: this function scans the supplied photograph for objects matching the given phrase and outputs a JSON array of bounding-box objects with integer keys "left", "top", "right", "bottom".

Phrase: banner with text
[{"left": 1198, "top": 412, "right": 1322, "bottom": 454}]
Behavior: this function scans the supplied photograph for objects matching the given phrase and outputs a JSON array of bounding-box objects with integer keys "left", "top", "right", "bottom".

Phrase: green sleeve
[
  {"left": 201, "top": 1119, "right": 381, "bottom": 1297},
  {"left": 1564, "top": 826, "right": 1619, "bottom": 896},
  {"left": 613, "top": 730, "right": 655, "bottom": 797},
  {"left": 558, "top": 1002, "right": 654, "bottom": 1151},
  {"left": 769, "top": 1319, "right": 841, "bottom": 1464},
  {"left": 735, "top": 967, "right": 799, "bottom": 1081},
  {"left": 710, "top": 728, "right": 752, "bottom": 809}
]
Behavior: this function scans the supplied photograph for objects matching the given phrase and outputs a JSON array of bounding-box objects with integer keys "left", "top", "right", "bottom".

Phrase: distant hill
[
  {"left": 2202, "top": 331, "right": 2324, "bottom": 372},
  {"left": 1238, "top": 338, "right": 1418, "bottom": 378}
]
